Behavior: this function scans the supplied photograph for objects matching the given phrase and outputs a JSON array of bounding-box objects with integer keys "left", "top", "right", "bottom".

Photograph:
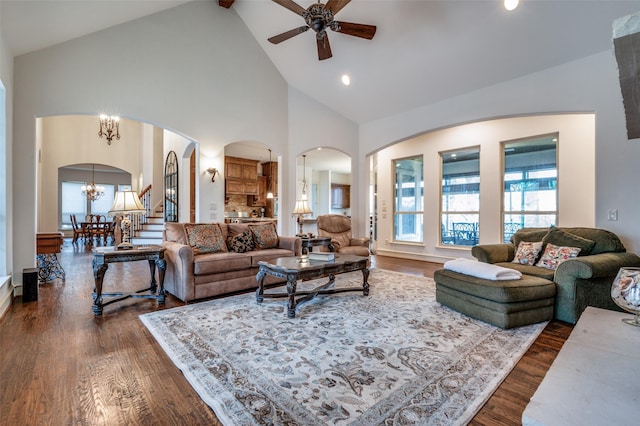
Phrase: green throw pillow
[{"left": 542, "top": 227, "right": 595, "bottom": 256}]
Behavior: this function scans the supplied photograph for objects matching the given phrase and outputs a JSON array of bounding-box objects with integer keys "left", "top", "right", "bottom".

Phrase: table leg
[
  {"left": 362, "top": 267, "right": 370, "bottom": 296},
  {"left": 155, "top": 258, "right": 166, "bottom": 304},
  {"left": 286, "top": 274, "right": 298, "bottom": 318},
  {"left": 92, "top": 258, "right": 108, "bottom": 315},
  {"left": 148, "top": 259, "right": 157, "bottom": 293},
  {"left": 256, "top": 268, "right": 266, "bottom": 303}
]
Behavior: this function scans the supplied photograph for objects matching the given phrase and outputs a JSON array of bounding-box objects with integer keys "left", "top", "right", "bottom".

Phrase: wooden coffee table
[{"left": 256, "top": 254, "right": 369, "bottom": 318}]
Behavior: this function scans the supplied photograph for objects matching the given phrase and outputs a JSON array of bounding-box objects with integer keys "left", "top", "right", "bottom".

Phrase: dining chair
[{"left": 70, "top": 214, "right": 87, "bottom": 244}]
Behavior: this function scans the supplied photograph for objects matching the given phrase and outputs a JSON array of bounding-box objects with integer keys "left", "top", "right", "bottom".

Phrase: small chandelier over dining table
[
  {"left": 98, "top": 114, "right": 120, "bottom": 145},
  {"left": 81, "top": 164, "right": 105, "bottom": 201}
]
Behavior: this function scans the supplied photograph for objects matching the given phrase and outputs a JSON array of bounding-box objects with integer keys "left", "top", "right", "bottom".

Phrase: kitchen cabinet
[
  {"left": 225, "top": 156, "right": 258, "bottom": 195},
  {"left": 331, "top": 184, "right": 350, "bottom": 209},
  {"left": 248, "top": 176, "right": 267, "bottom": 207}
]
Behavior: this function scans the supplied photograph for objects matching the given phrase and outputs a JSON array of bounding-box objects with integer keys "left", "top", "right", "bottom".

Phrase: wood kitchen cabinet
[
  {"left": 331, "top": 184, "right": 350, "bottom": 209},
  {"left": 225, "top": 156, "right": 258, "bottom": 195},
  {"left": 248, "top": 176, "right": 267, "bottom": 207}
]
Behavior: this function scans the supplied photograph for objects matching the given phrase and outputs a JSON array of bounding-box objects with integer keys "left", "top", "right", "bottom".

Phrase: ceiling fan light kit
[{"left": 268, "top": 0, "right": 377, "bottom": 61}]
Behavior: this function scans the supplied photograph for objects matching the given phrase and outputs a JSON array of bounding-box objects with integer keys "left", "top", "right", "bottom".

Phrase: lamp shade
[
  {"left": 292, "top": 199, "right": 312, "bottom": 215},
  {"left": 108, "top": 191, "right": 146, "bottom": 216}
]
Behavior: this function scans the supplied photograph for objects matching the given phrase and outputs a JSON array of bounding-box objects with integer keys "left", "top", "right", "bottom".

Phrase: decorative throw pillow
[
  {"left": 250, "top": 223, "right": 278, "bottom": 250},
  {"left": 535, "top": 243, "right": 581, "bottom": 270},
  {"left": 512, "top": 241, "right": 543, "bottom": 265},
  {"left": 542, "top": 227, "right": 596, "bottom": 257},
  {"left": 512, "top": 228, "right": 551, "bottom": 251},
  {"left": 184, "top": 223, "right": 228, "bottom": 255},
  {"left": 226, "top": 230, "right": 255, "bottom": 253}
]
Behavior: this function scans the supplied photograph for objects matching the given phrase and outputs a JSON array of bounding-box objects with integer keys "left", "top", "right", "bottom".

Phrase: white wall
[
  {"left": 361, "top": 51, "right": 640, "bottom": 254},
  {"left": 374, "top": 114, "right": 595, "bottom": 262},
  {"left": 11, "top": 2, "right": 289, "bottom": 284}
]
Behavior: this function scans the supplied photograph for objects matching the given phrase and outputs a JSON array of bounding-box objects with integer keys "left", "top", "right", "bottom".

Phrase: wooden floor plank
[{"left": 0, "top": 242, "right": 571, "bottom": 424}]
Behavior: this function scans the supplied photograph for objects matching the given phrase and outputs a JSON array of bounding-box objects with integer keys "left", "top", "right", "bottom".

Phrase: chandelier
[
  {"left": 98, "top": 114, "right": 120, "bottom": 145},
  {"left": 81, "top": 164, "right": 105, "bottom": 201}
]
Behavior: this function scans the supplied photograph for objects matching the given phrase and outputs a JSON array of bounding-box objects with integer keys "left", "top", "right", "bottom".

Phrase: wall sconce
[
  {"left": 207, "top": 167, "right": 219, "bottom": 182},
  {"left": 98, "top": 114, "right": 120, "bottom": 145}
]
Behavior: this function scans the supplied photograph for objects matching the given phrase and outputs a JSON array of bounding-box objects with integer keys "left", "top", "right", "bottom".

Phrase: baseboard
[
  {"left": 375, "top": 249, "right": 453, "bottom": 264},
  {"left": 0, "top": 275, "right": 13, "bottom": 322}
]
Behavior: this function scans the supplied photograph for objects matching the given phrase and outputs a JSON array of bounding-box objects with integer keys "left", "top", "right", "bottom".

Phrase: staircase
[{"left": 131, "top": 215, "right": 164, "bottom": 245}]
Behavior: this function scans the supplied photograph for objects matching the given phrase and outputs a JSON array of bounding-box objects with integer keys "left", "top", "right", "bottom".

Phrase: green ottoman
[{"left": 434, "top": 268, "right": 556, "bottom": 329}]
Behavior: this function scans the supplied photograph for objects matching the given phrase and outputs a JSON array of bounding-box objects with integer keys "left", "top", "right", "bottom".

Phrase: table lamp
[
  {"left": 292, "top": 199, "right": 312, "bottom": 236},
  {"left": 108, "top": 191, "right": 147, "bottom": 250}
]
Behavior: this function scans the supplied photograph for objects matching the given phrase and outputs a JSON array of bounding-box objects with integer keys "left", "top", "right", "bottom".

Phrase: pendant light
[{"left": 266, "top": 149, "right": 274, "bottom": 199}]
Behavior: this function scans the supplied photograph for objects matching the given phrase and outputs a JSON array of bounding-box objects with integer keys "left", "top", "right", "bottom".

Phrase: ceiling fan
[{"left": 267, "top": 0, "right": 377, "bottom": 60}]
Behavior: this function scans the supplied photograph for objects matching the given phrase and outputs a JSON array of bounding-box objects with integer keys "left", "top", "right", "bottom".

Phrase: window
[
  {"left": 440, "top": 147, "right": 480, "bottom": 246},
  {"left": 61, "top": 182, "right": 87, "bottom": 229},
  {"left": 393, "top": 156, "right": 423, "bottom": 242},
  {"left": 90, "top": 185, "right": 115, "bottom": 216},
  {"left": 60, "top": 182, "right": 115, "bottom": 229},
  {"left": 502, "top": 134, "right": 558, "bottom": 242}
]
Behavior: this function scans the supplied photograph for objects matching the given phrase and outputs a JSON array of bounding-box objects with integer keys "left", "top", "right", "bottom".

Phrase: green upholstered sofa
[{"left": 470, "top": 227, "right": 640, "bottom": 324}]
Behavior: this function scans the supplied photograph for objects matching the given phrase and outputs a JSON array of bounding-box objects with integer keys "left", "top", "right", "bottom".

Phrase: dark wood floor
[{"left": 0, "top": 241, "right": 572, "bottom": 425}]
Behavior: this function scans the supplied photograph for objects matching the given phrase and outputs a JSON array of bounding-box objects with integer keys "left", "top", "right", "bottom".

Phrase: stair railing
[{"left": 131, "top": 185, "right": 152, "bottom": 237}]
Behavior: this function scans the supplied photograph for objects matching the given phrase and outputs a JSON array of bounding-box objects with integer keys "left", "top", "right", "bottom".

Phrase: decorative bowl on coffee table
[{"left": 611, "top": 267, "right": 640, "bottom": 326}]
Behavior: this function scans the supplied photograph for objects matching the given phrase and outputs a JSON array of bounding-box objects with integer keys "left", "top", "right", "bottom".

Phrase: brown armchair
[{"left": 316, "top": 214, "right": 370, "bottom": 257}]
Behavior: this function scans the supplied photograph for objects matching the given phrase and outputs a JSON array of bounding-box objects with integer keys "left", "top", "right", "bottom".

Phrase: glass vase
[{"left": 611, "top": 267, "right": 640, "bottom": 326}]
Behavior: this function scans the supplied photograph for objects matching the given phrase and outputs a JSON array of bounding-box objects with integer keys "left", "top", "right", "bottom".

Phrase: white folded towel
[{"left": 444, "top": 258, "right": 522, "bottom": 281}]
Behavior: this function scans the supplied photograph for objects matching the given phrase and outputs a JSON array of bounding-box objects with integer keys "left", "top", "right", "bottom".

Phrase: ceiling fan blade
[
  {"left": 218, "top": 0, "right": 235, "bottom": 8},
  {"left": 316, "top": 34, "right": 333, "bottom": 60},
  {"left": 272, "top": 0, "right": 306, "bottom": 16},
  {"left": 268, "top": 26, "right": 309, "bottom": 44},
  {"left": 324, "top": 0, "right": 351, "bottom": 15},
  {"left": 332, "top": 21, "right": 377, "bottom": 40}
]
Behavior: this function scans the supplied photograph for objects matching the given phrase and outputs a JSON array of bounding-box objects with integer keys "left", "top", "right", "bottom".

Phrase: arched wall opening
[
  {"left": 36, "top": 115, "right": 198, "bottom": 235},
  {"left": 368, "top": 113, "right": 596, "bottom": 262}
]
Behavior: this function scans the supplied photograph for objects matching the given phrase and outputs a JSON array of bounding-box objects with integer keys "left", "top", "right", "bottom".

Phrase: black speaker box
[{"left": 23, "top": 268, "right": 39, "bottom": 302}]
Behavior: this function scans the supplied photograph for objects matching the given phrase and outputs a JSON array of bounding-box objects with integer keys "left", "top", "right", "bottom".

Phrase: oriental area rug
[{"left": 140, "top": 269, "right": 546, "bottom": 425}]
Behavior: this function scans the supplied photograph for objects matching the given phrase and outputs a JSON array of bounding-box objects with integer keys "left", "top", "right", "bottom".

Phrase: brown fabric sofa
[{"left": 162, "top": 222, "right": 301, "bottom": 302}]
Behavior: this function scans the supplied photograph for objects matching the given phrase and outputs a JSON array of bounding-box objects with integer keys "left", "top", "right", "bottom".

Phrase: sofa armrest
[
  {"left": 350, "top": 237, "right": 370, "bottom": 247},
  {"left": 552, "top": 252, "right": 640, "bottom": 324},
  {"left": 278, "top": 236, "right": 302, "bottom": 256},
  {"left": 471, "top": 244, "right": 515, "bottom": 264},
  {"left": 162, "top": 241, "right": 195, "bottom": 302},
  {"left": 555, "top": 252, "right": 640, "bottom": 280}
]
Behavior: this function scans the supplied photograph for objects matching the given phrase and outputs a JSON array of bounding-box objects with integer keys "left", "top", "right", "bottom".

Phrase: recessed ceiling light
[
  {"left": 341, "top": 74, "right": 351, "bottom": 86},
  {"left": 504, "top": 0, "right": 519, "bottom": 11}
]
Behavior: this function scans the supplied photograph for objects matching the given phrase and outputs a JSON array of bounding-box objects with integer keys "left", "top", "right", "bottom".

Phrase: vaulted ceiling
[{"left": 2, "top": 0, "right": 639, "bottom": 125}]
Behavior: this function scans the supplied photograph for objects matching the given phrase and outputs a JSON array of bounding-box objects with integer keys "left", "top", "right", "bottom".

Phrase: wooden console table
[
  {"left": 91, "top": 245, "right": 166, "bottom": 315},
  {"left": 522, "top": 307, "right": 640, "bottom": 425},
  {"left": 256, "top": 254, "right": 369, "bottom": 318}
]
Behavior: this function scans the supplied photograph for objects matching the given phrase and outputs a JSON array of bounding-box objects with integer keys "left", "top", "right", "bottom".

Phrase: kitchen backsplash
[{"left": 225, "top": 194, "right": 265, "bottom": 217}]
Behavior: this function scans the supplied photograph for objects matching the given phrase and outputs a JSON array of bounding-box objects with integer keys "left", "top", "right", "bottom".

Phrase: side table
[
  {"left": 36, "top": 232, "right": 65, "bottom": 283},
  {"left": 300, "top": 237, "right": 334, "bottom": 255},
  {"left": 91, "top": 245, "right": 166, "bottom": 315}
]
